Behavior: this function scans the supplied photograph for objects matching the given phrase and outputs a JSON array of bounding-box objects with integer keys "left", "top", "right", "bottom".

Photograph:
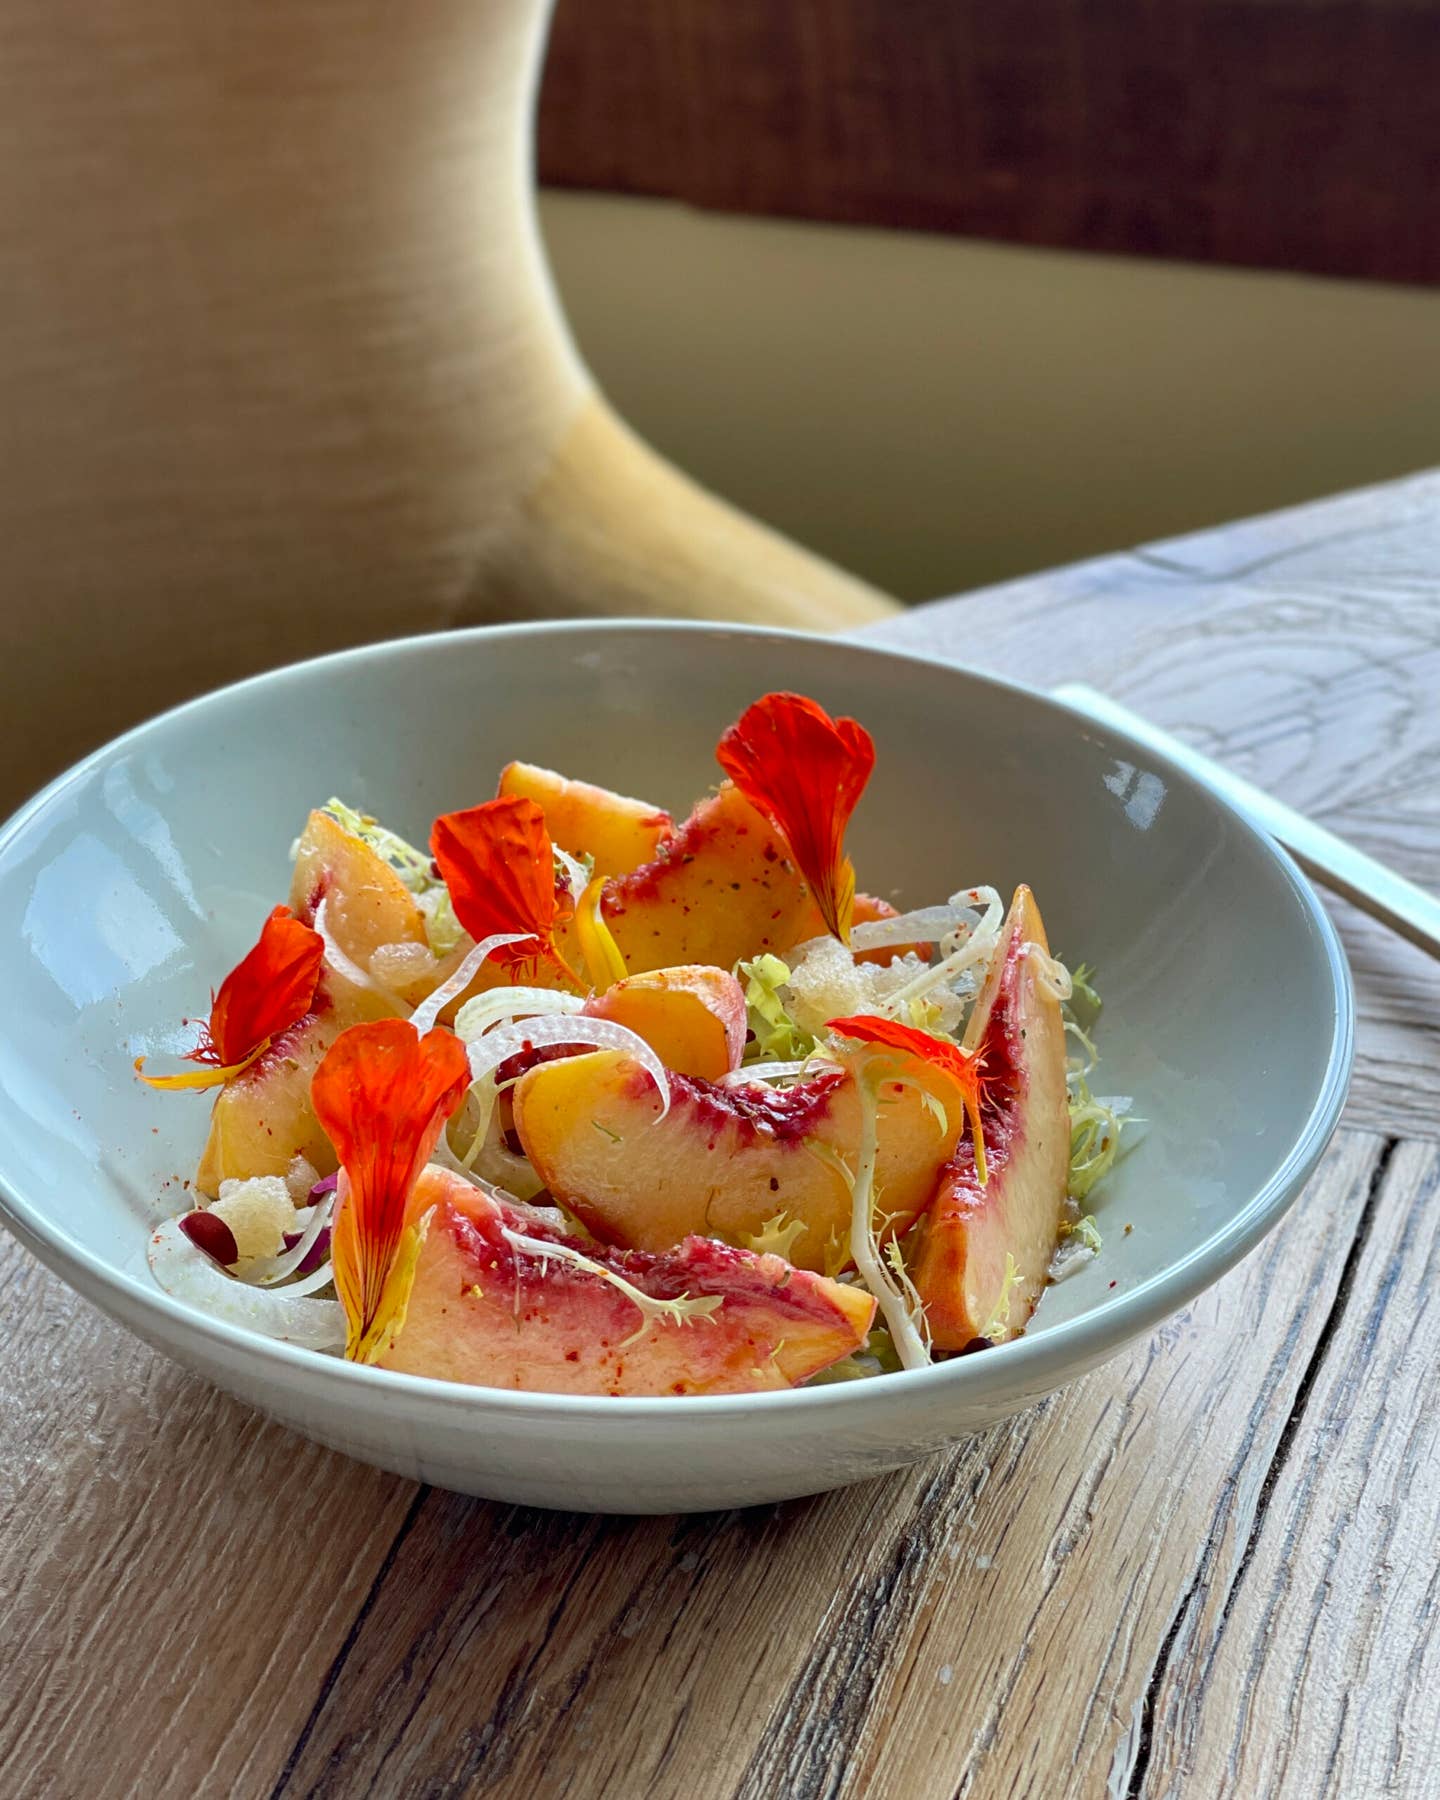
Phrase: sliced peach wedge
[
  {"left": 910, "top": 885, "right": 1070, "bottom": 1349},
  {"left": 582, "top": 965, "right": 746, "bottom": 1081},
  {"left": 550, "top": 692, "right": 893, "bottom": 973},
  {"left": 512, "top": 1047, "right": 960, "bottom": 1275},
  {"left": 194, "top": 999, "right": 344, "bottom": 1193},
  {"left": 195, "top": 812, "right": 421, "bottom": 1193},
  {"left": 497, "top": 761, "right": 674, "bottom": 879},
  {"left": 377, "top": 1166, "right": 875, "bottom": 1395},
  {"left": 290, "top": 809, "right": 430, "bottom": 971},
  {"left": 600, "top": 782, "right": 829, "bottom": 973}
]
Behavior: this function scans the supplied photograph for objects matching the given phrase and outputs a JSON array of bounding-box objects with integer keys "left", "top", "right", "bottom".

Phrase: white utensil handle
[{"left": 1053, "top": 682, "right": 1440, "bottom": 963}]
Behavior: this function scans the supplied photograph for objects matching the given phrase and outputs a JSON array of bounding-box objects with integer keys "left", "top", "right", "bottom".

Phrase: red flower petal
[
  {"left": 207, "top": 906, "right": 325, "bottom": 1066},
  {"left": 137, "top": 905, "right": 323, "bottom": 1091},
  {"left": 827, "top": 1013, "right": 989, "bottom": 1183},
  {"left": 431, "top": 798, "right": 581, "bottom": 985},
  {"left": 716, "top": 692, "right": 875, "bottom": 942},
  {"left": 312, "top": 1019, "right": 471, "bottom": 1360}
]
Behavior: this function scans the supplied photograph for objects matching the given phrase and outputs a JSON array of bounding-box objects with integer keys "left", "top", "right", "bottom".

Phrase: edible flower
[
  {"left": 826, "top": 1013, "right": 988, "bottom": 1184},
  {"left": 311, "top": 1019, "right": 470, "bottom": 1362},
  {"left": 574, "top": 874, "right": 629, "bottom": 991},
  {"left": 431, "top": 798, "right": 584, "bottom": 988},
  {"left": 716, "top": 692, "right": 874, "bottom": 942},
  {"left": 135, "top": 906, "right": 323, "bottom": 1090}
]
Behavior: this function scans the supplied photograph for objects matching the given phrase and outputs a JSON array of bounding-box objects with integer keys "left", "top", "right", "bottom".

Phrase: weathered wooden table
[{"left": 5, "top": 474, "right": 1438, "bottom": 1798}]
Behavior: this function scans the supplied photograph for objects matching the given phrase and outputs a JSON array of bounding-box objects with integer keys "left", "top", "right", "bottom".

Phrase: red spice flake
[{"left": 716, "top": 692, "right": 875, "bottom": 942}]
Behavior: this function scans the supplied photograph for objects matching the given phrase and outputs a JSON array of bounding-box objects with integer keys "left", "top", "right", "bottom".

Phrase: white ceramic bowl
[{"left": 0, "top": 623, "right": 1352, "bottom": 1513}]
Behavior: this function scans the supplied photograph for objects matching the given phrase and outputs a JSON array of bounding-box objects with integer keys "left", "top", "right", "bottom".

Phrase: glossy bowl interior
[{"left": 0, "top": 622, "right": 1352, "bottom": 1512}]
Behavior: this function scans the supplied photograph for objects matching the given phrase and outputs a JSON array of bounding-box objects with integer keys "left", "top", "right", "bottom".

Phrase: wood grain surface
[
  {"left": 3, "top": 475, "right": 1438, "bottom": 1798},
  {"left": 876, "top": 469, "right": 1440, "bottom": 1144},
  {"left": 540, "top": 0, "right": 1440, "bottom": 286}
]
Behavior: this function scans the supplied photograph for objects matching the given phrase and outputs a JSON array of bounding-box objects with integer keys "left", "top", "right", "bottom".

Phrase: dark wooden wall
[{"left": 538, "top": 1, "right": 1440, "bottom": 285}]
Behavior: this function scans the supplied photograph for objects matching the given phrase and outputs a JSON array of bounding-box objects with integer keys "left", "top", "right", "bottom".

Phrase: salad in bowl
[{"left": 138, "top": 691, "right": 1125, "bottom": 1396}]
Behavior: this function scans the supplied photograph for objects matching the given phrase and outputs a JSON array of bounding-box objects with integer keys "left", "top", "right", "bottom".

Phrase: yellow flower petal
[
  {"left": 348, "top": 1209, "right": 434, "bottom": 1364},
  {"left": 133, "top": 1040, "right": 270, "bottom": 1091},
  {"left": 575, "top": 874, "right": 628, "bottom": 991}
]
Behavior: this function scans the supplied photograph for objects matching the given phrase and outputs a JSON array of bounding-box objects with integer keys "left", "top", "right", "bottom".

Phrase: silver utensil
[{"left": 1053, "top": 682, "right": 1440, "bottom": 962}]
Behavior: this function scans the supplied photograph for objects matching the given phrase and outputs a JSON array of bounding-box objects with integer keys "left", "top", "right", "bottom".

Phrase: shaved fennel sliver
[
  {"left": 1019, "top": 940, "right": 1073, "bottom": 1002},
  {"left": 850, "top": 903, "right": 973, "bottom": 950},
  {"left": 877, "top": 886, "right": 1005, "bottom": 1017},
  {"left": 265, "top": 1257, "right": 339, "bottom": 1298},
  {"left": 429, "top": 1137, "right": 530, "bottom": 1209},
  {"left": 839, "top": 1062, "right": 931, "bottom": 1369},
  {"left": 408, "top": 931, "right": 538, "bottom": 1036},
  {"left": 454, "top": 986, "right": 584, "bottom": 1045},
  {"left": 464, "top": 1015, "right": 671, "bottom": 1117},
  {"left": 147, "top": 1217, "right": 345, "bottom": 1349},
  {"left": 719, "top": 1057, "right": 840, "bottom": 1088},
  {"left": 244, "top": 1187, "right": 336, "bottom": 1287}
]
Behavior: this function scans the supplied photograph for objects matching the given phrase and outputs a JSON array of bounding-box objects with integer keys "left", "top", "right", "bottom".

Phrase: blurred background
[
  {"left": 538, "top": 0, "right": 1440, "bottom": 599},
  {"left": 3, "top": 0, "right": 1439, "bottom": 810}
]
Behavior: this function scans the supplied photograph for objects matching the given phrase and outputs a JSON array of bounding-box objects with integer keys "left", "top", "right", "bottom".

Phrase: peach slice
[
  {"left": 378, "top": 1166, "right": 875, "bottom": 1395},
  {"left": 583, "top": 965, "right": 746, "bottom": 1080},
  {"left": 196, "top": 813, "right": 425, "bottom": 1193},
  {"left": 911, "top": 886, "right": 1070, "bottom": 1349},
  {"left": 512, "top": 1048, "right": 960, "bottom": 1274},
  {"left": 601, "top": 782, "right": 831, "bottom": 973},
  {"left": 196, "top": 999, "right": 341, "bottom": 1193},
  {"left": 289, "top": 810, "right": 429, "bottom": 966},
  {"left": 497, "top": 761, "right": 674, "bottom": 878},
  {"left": 195, "top": 945, "right": 414, "bottom": 1192}
]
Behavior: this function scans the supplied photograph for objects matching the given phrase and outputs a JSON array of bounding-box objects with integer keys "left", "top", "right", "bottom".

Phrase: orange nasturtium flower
[
  {"left": 716, "top": 691, "right": 875, "bottom": 943},
  {"left": 431, "top": 797, "right": 584, "bottom": 988},
  {"left": 311, "top": 1019, "right": 470, "bottom": 1362},
  {"left": 827, "top": 1014, "right": 989, "bottom": 1185},
  {"left": 135, "top": 905, "right": 324, "bottom": 1090}
]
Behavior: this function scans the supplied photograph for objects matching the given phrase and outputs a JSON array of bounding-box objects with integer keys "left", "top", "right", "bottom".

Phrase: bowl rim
[{"left": 0, "top": 616, "right": 1355, "bottom": 1422}]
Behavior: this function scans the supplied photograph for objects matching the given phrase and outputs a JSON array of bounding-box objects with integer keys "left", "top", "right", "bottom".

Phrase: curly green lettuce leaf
[
  {"left": 1058, "top": 1209, "right": 1103, "bottom": 1253},
  {"left": 738, "top": 955, "right": 816, "bottom": 1063},
  {"left": 1069, "top": 960, "right": 1103, "bottom": 1018},
  {"left": 804, "top": 1325, "right": 902, "bottom": 1384},
  {"left": 740, "top": 1211, "right": 809, "bottom": 1260},
  {"left": 322, "top": 799, "right": 436, "bottom": 894},
  {"left": 417, "top": 886, "right": 465, "bottom": 958},
  {"left": 980, "top": 1252, "right": 1021, "bottom": 1343},
  {"left": 1067, "top": 1071, "right": 1127, "bottom": 1203},
  {"left": 1061, "top": 963, "right": 1126, "bottom": 1202}
]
